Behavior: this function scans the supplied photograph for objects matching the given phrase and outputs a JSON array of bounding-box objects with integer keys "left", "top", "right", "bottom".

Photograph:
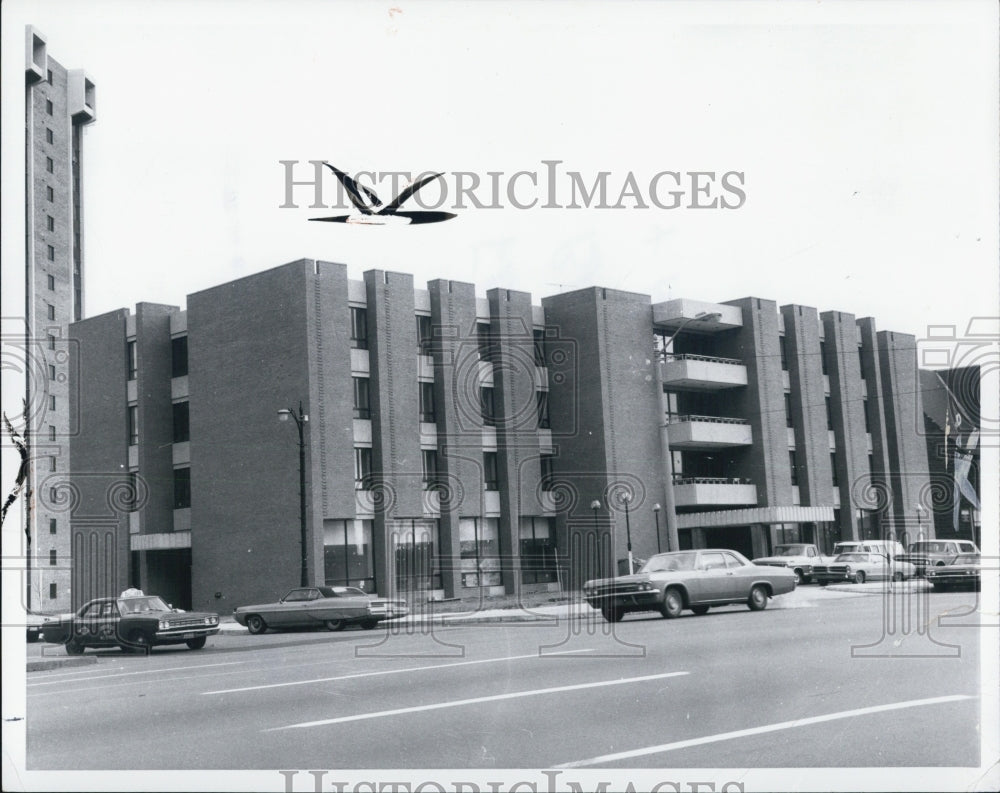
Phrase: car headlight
[
  {"left": 210, "top": 616, "right": 219, "bottom": 625},
  {"left": 844, "top": 566, "right": 852, "bottom": 575},
  {"left": 159, "top": 620, "right": 170, "bottom": 629}
]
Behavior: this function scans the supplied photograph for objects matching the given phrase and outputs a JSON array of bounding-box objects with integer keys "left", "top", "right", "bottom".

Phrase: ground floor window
[
  {"left": 391, "top": 519, "right": 442, "bottom": 592},
  {"left": 519, "top": 516, "right": 557, "bottom": 584},
  {"left": 460, "top": 517, "right": 502, "bottom": 588},
  {"left": 324, "top": 519, "right": 375, "bottom": 592}
]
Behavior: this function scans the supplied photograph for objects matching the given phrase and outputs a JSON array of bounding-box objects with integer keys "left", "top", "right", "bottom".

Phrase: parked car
[
  {"left": 41, "top": 593, "right": 220, "bottom": 654},
  {"left": 233, "top": 586, "right": 409, "bottom": 634},
  {"left": 26, "top": 609, "right": 55, "bottom": 643},
  {"left": 752, "top": 543, "right": 833, "bottom": 584},
  {"left": 832, "top": 540, "right": 906, "bottom": 560},
  {"left": 897, "top": 539, "right": 980, "bottom": 577},
  {"left": 926, "top": 553, "right": 982, "bottom": 591},
  {"left": 582, "top": 549, "right": 796, "bottom": 622},
  {"left": 812, "top": 552, "right": 916, "bottom": 585}
]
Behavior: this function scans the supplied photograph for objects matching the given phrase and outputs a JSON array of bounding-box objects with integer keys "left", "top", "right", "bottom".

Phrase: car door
[
  {"left": 694, "top": 552, "right": 733, "bottom": 601},
  {"left": 77, "top": 600, "right": 118, "bottom": 647}
]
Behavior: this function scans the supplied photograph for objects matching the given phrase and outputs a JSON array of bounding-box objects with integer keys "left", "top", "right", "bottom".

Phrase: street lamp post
[
  {"left": 278, "top": 402, "right": 309, "bottom": 587},
  {"left": 659, "top": 311, "right": 722, "bottom": 553},
  {"left": 653, "top": 503, "right": 662, "bottom": 554},
  {"left": 590, "top": 499, "right": 603, "bottom": 577},
  {"left": 623, "top": 492, "right": 634, "bottom": 575}
]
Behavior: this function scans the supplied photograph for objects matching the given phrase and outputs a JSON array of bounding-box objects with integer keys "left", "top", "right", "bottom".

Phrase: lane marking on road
[
  {"left": 204, "top": 649, "right": 594, "bottom": 696},
  {"left": 26, "top": 660, "right": 246, "bottom": 688},
  {"left": 554, "top": 693, "right": 976, "bottom": 768},
  {"left": 265, "top": 670, "right": 690, "bottom": 731}
]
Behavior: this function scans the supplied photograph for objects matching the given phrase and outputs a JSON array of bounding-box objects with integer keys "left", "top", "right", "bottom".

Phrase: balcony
[
  {"left": 652, "top": 299, "right": 742, "bottom": 332},
  {"left": 660, "top": 354, "right": 747, "bottom": 391},
  {"left": 666, "top": 415, "right": 752, "bottom": 449},
  {"left": 673, "top": 477, "right": 757, "bottom": 508}
]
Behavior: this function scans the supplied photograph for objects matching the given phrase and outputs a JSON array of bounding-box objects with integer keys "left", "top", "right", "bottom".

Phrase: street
[{"left": 25, "top": 588, "right": 984, "bottom": 771}]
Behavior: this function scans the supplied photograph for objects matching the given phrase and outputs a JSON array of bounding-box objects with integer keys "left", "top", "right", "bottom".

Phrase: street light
[
  {"left": 915, "top": 503, "right": 926, "bottom": 539},
  {"left": 590, "top": 499, "right": 603, "bottom": 577},
  {"left": 622, "top": 491, "right": 634, "bottom": 575},
  {"left": 659, "top": 311, "right": 723, "bottom": 553},
  {"left": 653, "top": 503, "right": 662, "bottom": 554},
  {"left": 278, "top": 402, "right": 309, "bottom": 587}
]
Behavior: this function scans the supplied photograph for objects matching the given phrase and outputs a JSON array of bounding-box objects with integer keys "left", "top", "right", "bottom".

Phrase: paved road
[{"left": 25, "top": 588, "right": 983, "bottom": 771}]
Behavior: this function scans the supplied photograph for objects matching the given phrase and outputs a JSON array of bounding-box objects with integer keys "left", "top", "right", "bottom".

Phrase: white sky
[{"left": 2, "top": 0, "right": 998, "bottom": 342}]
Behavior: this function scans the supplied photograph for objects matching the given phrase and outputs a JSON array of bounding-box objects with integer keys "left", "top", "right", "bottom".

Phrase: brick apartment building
[
  {"left": 22, "top": 26, "right": 96, "bottom": 611},
  {"left": 64, "top": 259, "right": 937, "bottom": 612}
]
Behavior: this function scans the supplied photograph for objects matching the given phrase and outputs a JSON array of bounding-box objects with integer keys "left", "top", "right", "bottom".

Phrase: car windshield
[
  {"left": 835, "top": 553, "right": 869, "bottom": 563},
  {"left": 117, "top": 596, "right": 171, "bottom": 614},
  {"left": 908, "top": 542, "right": 950, "bottom": 553},
  {"left": 640, "top": 552, "right": 698, "bottom": 573},
  {"left": 774, "top": 545, "right": 809, "bottom": 556}
]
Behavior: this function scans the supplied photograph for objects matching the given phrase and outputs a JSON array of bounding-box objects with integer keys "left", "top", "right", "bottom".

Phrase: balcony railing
[
  {"left": 660, "top": 352, "right": 743, "bottom": 366},
  {"left": 666, "top": 414, "right": 749, "bottom": 426},
  {"left": 673, "top": 476, "right": 753, "bottom": 486}
]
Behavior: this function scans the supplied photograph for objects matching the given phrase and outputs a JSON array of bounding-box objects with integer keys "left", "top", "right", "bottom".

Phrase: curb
[{"left": 27, "top": 656, "right": 98, "bottom": 672}]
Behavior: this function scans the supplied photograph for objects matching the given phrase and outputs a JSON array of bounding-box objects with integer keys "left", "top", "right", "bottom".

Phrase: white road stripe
[
  {"left": 204, "top": 649, "right": 594, "bottom": 696},
  {"left": 266, "top": 670, "right": 690, "bottom": 731},
  {"left": 555, "top": 694, "right": 976, "bottom": 768},
  {"left": 26, "top": 660, "right": 246, "bottom": 687}
]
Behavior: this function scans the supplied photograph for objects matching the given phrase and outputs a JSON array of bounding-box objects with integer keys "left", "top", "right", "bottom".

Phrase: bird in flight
[{"left": 310, "top": 164, "right": 456, "bottom": 225}]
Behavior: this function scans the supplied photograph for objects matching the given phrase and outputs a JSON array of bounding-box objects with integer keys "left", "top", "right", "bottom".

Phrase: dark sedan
[
  {"left": 926, "top": 554, "right": 983, "bottom": 591},
  {"left": 582, "top": 549, "right": 796, "bottom": 622},
  {"left": 41, "top": 594, "right": 220, "bottom": 654}
]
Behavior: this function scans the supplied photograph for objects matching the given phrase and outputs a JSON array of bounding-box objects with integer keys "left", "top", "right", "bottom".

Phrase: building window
[
  {"left": 395, "top": 519, "right": 443, "bottom": 592},
  {"left": 350, "top": 307, "right": 368, "bottom": 349},
  {"left": 48, "top": 364, "right": 56, "bottom": 380},
  {"left": 127, "top": 405, "right": 138, "bottom": 446},
  {"left": 47, "top": 245, "right": 55, "bottom": 261},
  {"left": 779, "top": 335, "right": 788, "bottom": 371},
  {"left": 46, "top": 303, "right": 55, "bottom": 320},
  {"left": 789, "top": 450, "right": 798, "bottom": 486},
  {"left": 323, "top": 519, "right": 375, "bottom": 591},
  {"left": 127, "top": 472, "right": 138, "bottom": 512},
  {"left": 460, "top": 518, "right": 502, "bottom": 588},
  {"left": 46, "top": 156, "right": 54, "bottom": 174},
  {"left": 127, "top": 340, "right": 137, "bottom": 381},
  {"left": 858, "top": 347, "right": 866, "bottom": 379},
  {"left": 520, "top": 517, "right": 557, "bottom": 584},
  {"left": 46, "top": 98, "right": 53, "bottom": 115},
  {"left": 868, "top": 453, "right": 874, "bottom": 473},
  {"left": 863, "top": 399, "right": 871, "bottom": 433},
  {"left": 480, "top": 387, "right": 496, "bottom": 427},
  {"left": 484, "top": 452, "right": 499, "bottom": 491},
  {"left": 416, "top": 315, "right": 434, "bottom": 355},
  {"left": 533, "top": 329, "right": 546, "bottom": 367},
  {"left": 421, "top": 450, "right": 438, "bottom": 490},
  {"left": 171, "top": 336, "right": 188, "bottom": 377},
  {"left": 419, "top": 382, "right": 436, "bottom": 423},
  {"left": 46, "top": 127, "right": 54, "bottom": 144},
  {"left": 49, "top": 395, "right": 56, "bottom": 411},
  {"left": 49, "top": 583, "right": 57, "bottom": 600},
  {"left": 48, "top": 425, "right": 56, "bottom": 441},
  {"left": 49, "top": 456, "right": 56, "bottom": 471},
  {"left": 352, "top": 377, "right": 371, "bottom": 419},
  {"left": 173, "top": 467, "right": 191, "bottom": 509},
  {"left": 477, "top": 322, "right": 492, "bottom": 360},
  {"left": 784, "top": 393, "right": 794, "bottom": 428},
  {"left": 354, "top": 447, "right": 372, "bottom": 490},
  {"left": 47, "top": 215, "right": 54, "bottom": 231},
  {"left": 46, "top": 185, "right": 54, "bottom": 202},
  {"left": 47, "top": 274, "right": 55, "bottom": 290},
  {"left": 172, "top": 401, "right": 190, "bottom": 443},
  {"left": 831, "top": 453, "right": 839, "bottom": 486},
  {"left": 536, "top": 391, "right": 550, "bottom": 429},
  {"left": 48, "top": 334, "right": 56, "bottom": 350},
  {"left": 49, "top": 549, "right": 57, "bottom": 566},
  {"left": 540, "top": 454, "right": 555, "bottom": 491},
  {"left": 826, "top": 396, "right": 834, "bottom": 430},
  {"left": 49, "top": 518, "right": 57, "bottom": 534},
  {"left": 820, "top": 341, "right": 829, "bottom": 375}
]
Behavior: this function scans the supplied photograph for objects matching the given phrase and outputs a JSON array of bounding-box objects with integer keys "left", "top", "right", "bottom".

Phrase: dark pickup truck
[{"left": 42, "top": 593, "right": 220, "bottom": 654}]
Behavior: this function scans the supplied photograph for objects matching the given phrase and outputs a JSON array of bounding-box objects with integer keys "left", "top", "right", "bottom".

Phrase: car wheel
[
  {"left": 892, "top": 572, "right": 904, "bottom": 582},
  {"left": 324, "top": 619, "right": 346, "bottom": 632},
  {"left": 245, "top": 615, "right": 267, "bottom": 635},
  {"left": 600, "top": 606, "right": 624, "bottom": 623},
  {"left": 186, "top": 636, "right": 207, "bottom": 650},
  {"left": 65, "top": 639, "right": 84, "bottom": 656},
  {"left": 792, "top": 569, "right": 803, "bottom": 586},
  {"left": 819, "top": 580, "right": 828, "bottom": 587},
  {"left": 660, "top": 587, "right": 684, "bottom": 619},
  {"left": 854, "top": 571, "right": 866, "bottom": 584},
  {"left": 360, "top": 619, "right": 379, "bottom": 630},
  {"left": 748, "top": 585, "right": 769, "bottom": 611},
  {"left": 690, "top": 605, "right": 710, "bottom": 616}
]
